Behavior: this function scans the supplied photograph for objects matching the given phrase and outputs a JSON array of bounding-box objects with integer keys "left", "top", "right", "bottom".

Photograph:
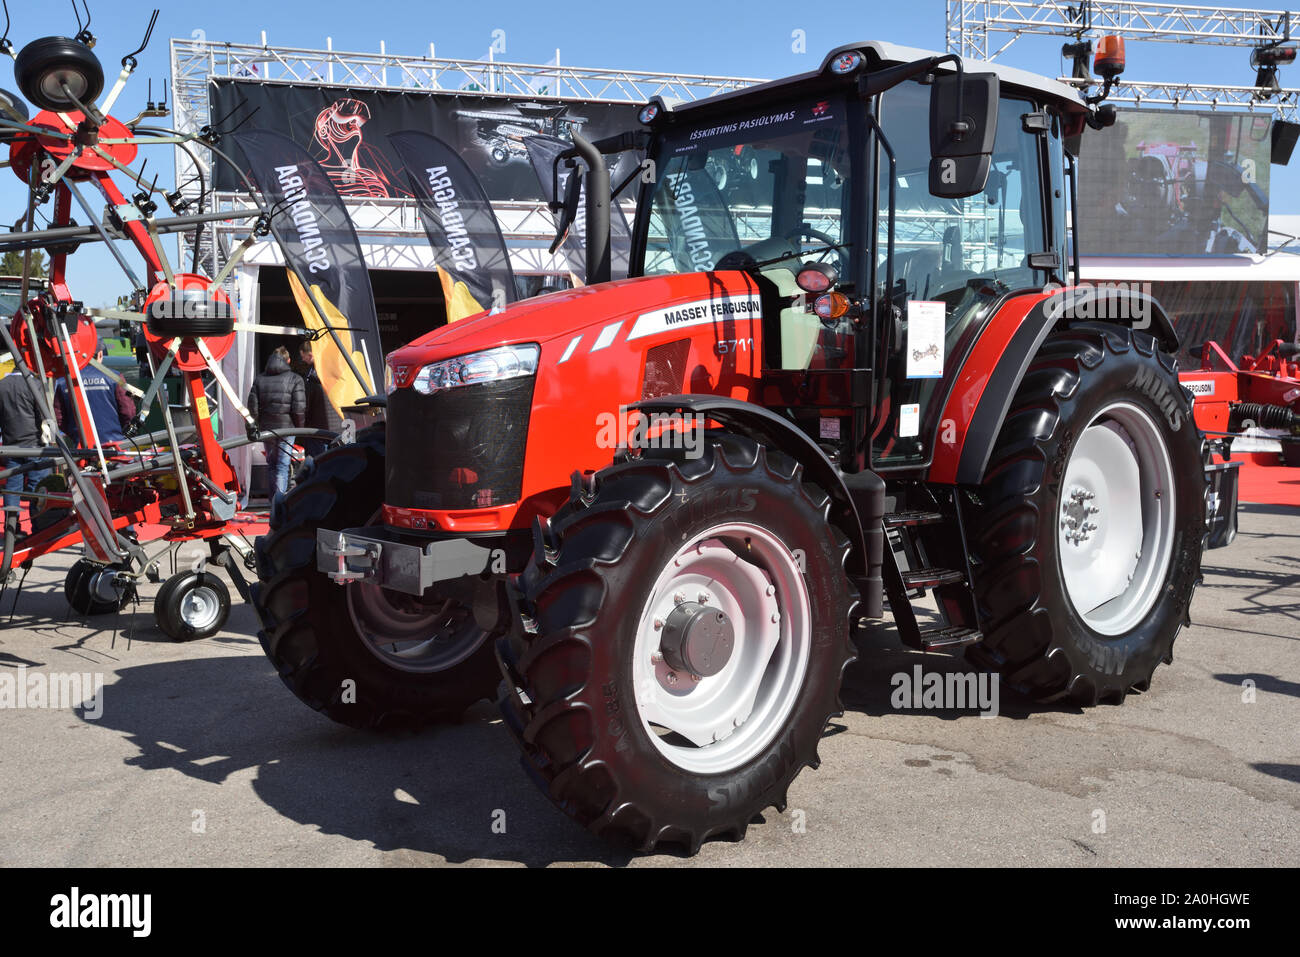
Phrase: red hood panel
[{"left": 389, "top": 272, "right": 762, "bottom": 365}]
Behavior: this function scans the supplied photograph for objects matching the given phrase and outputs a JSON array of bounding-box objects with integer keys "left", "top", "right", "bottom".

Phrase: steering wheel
[{"left": 785, "top": 224, "right": 848, "bottom": 278}]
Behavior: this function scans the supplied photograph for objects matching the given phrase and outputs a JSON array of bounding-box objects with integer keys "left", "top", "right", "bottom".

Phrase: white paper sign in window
[{"left": 905, "top": 300, "right": 945, "bottom": 379}]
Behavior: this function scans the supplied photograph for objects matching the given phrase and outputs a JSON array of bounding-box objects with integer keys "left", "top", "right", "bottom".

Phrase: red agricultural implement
[
  {"left": 0, "top": 8, "right": 341, "bottom": 637},
  {"left": 1183, "top": 339, "right": 1300, "bottom": 469}
]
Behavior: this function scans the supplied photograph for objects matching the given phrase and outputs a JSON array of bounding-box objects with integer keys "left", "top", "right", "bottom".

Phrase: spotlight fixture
[{"left": 1252, "top": 44, "right": 1297, "bottom": 100}]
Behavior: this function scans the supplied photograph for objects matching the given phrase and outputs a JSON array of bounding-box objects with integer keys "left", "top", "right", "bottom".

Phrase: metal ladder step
[
  {"left": 901, "top": 567, "right": 966, "bottom": 590},
  {"left": 917, "top": 626, "right": 982, "bottom": 652},
  {"left": 883, "top": 510, "right": 945, "bottom": 529}
]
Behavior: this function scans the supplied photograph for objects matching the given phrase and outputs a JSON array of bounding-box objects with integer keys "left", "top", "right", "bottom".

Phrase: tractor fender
[
  {"left": 930, "top": 287, "right": 1179, "bottom": 487},
  {"left": 630, "top": 394, "right": 882, "bottom": 615}
]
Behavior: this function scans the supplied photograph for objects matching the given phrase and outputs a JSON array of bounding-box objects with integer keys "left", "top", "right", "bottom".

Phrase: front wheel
[
  {"left": 966, "top": 323, "right": 1206, "bottom": 705},
  {"left": 252, "top": 427, "right": 500, "bottom": 729},
  {"left": 499, "top": 434, "right": 857, "bottom": 853}
]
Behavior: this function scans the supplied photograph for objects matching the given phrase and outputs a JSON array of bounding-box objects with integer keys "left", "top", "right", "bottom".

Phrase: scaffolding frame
[
  {"left": 946, "top": 1, "right": 1300, "bottom": 119},
  {"left": 169, "top": 37, "right": 763, "bottom": 281}
]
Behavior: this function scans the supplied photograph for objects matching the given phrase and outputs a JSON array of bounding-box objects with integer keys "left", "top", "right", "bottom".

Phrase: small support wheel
[
  {"left": 64, "top": 558, "right": 135, "bottom": 616},
  {"left": 154, "top": 570, "right": 231, "bottom": 642},
  {"left": 14, "top": 37, "right": 105, "bottom": 112}
]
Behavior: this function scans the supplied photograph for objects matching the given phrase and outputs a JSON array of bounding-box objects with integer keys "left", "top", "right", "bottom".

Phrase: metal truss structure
[
  {"left": 946, "top": 1, "right": 1300, "bottom": 119},
  {"left": 169, "top": 38, "right": 763, "bottom": 282}
]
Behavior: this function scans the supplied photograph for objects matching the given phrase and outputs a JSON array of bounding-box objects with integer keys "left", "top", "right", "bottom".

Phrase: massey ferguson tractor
[{"left": 252, "top": 40, "right": 1235, "bottom": 853}]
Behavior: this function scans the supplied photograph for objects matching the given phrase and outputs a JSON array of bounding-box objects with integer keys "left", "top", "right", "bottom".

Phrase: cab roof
[{"left": 668, "top": 40, "right": 1087, "bottom": 118}]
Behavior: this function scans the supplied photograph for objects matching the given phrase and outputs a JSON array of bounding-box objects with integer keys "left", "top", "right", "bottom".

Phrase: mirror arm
[{"left": 858, "top": 54, "right": 969, "bottom": 141}]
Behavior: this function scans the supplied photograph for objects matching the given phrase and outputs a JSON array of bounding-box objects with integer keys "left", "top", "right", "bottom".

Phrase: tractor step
[
  {"left": 883, "top": 510, "right": 944, "bottom": 529},
  {"left": 917, "top": 626, "right": 982, "bottom": 651},
  {"left": 901, "top": 567, "right": 966, "bottom": 589}
]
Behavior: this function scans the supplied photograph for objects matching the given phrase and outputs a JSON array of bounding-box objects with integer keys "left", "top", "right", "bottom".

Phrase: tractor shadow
[
  {"left": 841, "top": 618, "right": 1080, "bottom": 720},
  {"left": 80, "top": 652, "right": 643, "bottom": 867}
]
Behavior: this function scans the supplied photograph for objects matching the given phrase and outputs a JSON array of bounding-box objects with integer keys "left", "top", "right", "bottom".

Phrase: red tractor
[{"left": 253, "top": 41, "right": 1232, "bottom": 852}]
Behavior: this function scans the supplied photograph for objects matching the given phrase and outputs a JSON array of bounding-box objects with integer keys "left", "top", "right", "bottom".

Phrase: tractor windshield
[{"left": 640, "top": 95, "right": 852, "bottom": 278}]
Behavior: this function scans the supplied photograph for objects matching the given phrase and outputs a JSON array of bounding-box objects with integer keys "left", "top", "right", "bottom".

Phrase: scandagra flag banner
[
  {"left": 232, "top": 129, "right": 383, "bottom": 412},
  {"left": 388, "top": 130, "right": 516, "bottom": 322}
]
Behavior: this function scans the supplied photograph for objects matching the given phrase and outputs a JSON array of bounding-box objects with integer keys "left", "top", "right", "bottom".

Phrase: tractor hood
[{"left": 386, "top": 270, "right": 767, "bottom": 389}]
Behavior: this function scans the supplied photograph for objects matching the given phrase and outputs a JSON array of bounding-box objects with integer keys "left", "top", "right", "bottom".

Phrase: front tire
[
  {"left": 966, "top": 323, "right": 1205, "bottom": 704},
  {"left": 252, "top": 426, "right": 500, "bottom": 729},
  {"left": 498, "top": 434, "right": 857, "bottom": 853}
]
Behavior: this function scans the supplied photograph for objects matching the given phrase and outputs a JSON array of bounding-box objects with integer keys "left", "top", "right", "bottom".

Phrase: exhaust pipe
[{"left": 569, "top": 132, "right": 611, "bottom": 286}]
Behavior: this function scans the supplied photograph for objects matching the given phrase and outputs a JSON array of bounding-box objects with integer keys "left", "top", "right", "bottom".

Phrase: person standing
[
  {"left": 0, "top": 369, "right": 50, "bottom": 529},
  {"left": 292, "top": 340, "right": 335, "bottom": 461},
  {"left": 54, "top": 339, "right": 135, "bottom": 446},
  {"left": 247, "top": 345, "right": 305, "bottom": 499}
]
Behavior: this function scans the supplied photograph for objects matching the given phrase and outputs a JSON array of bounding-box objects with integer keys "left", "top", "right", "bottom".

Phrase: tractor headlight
[{"left": 411, "top": 343, "right": 540, "bottom": 396}]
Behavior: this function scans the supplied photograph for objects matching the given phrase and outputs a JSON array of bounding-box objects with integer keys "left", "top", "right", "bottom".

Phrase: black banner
[
  {"left": 231, "top": 129, "right": 383, "bottom": 406},
  {"left": 525, "top": 133, "right": 635, "bottom": 282},
  {"left": 389, "top": 130, "right": 516, "bottom": 319},
  {"left": 211, "top": 79, "right": 642, "bottom": 204},
  {"left": 1079, "top": 110, "right": 1273, "bottom": 256}
]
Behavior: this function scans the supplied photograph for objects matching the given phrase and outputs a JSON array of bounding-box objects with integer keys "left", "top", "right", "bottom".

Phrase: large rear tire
[
  {"left": 966, "top": 323, "right": 1205, "bottom": 705},
  {"left": 498, "top": 434, "right": 857, "bottom": 853},
  {"left": 252, "top": 426, "right": 500, "bottom": 729}
]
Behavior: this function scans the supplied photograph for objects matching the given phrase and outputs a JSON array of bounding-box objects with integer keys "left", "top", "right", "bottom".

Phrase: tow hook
[{"left": 322, "top": 531, "right": 382, "bottom": 584}]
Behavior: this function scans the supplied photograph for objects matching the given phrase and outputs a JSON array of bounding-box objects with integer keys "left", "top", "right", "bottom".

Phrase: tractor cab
[{"left": 627, "top": 42, "right": 1087, "bottom": 473}]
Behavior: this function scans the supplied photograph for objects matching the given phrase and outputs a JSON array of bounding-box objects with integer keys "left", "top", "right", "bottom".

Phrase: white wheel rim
[
  {"left": 348, "top": 584, "right": 488, "bottom": 674},
  {"left": 631, "top": 523, "right": 811, "bottom": 774},
  {"left": 180, "top": 584, "right": 222, "bottom": 630},
  {"left": 1058, "top": 400, "right": 1177, "bottom": 636}
]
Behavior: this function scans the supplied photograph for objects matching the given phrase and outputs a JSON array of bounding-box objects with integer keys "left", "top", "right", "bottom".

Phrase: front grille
[{"left": 385, "top": 376, "right": 535, "bottom": 510}]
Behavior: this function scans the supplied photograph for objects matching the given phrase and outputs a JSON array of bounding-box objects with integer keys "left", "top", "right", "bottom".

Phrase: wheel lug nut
[
  {"left": 673, "top": 592, "right": 685, "bottom": 605},
  {"left": 698, "top": 592, "right": 709, "bottom": 604},
  {"left": 765, "top": 584, "right": 775, "bottom": 596},
  {"left": 666, "top": 672, "right": 678, "bottom": 685},
  {"left": 653, "top": 618, "right": 664, "bottom": 630},
  {"left": 771, "top": 613, "right": 779, "bottom": 623},
  {"left": 651, "top": 651, "right": 663, "bottom": 664}
]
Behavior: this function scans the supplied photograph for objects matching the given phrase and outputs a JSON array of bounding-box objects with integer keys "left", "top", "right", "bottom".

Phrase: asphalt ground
[{"left": 0, "top": 502, "right": 1295, "bottom": 867}]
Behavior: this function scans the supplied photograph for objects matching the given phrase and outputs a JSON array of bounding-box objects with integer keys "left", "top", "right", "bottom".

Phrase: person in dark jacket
[
  {"left": 248, "top": 346, "right": 305, "bottom": 498},
  {"left": 292, "top": 340, "right": 333, "bottom": 460},
  {"left": 54, "top": 340, "right": 136, "bottom": 446},
  {"left": 0, "top": 369, "right": 51, "bottom": 526}
]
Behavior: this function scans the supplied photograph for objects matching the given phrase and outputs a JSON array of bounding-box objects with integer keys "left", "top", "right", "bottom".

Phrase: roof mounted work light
[{"left": 827, "top": 50, "right": 864, "bottom": 76}]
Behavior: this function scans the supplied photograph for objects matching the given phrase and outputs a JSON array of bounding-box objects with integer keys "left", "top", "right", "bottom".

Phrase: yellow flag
[
  {"left": 436, "top": 265, "right": 491, "bottom": 324},
  {"left": 287, "top": 271, "right": 375, "bottom": 416}
]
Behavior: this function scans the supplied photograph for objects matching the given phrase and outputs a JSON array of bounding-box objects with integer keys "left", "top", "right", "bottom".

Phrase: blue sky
[{"left": 4, "top": 0, "right": 1299, "bottom": 305}]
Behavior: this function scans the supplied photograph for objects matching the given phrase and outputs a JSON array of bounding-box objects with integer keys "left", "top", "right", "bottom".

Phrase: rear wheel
[
  {"left": 252, "top": 426, "right": 500, "bottom": 729},
  {"left": 498, "top": 434, "right": 857, "bottom": 853},
  {"left": 966, "top": 324, "right": 1205, "bottom": 704}
]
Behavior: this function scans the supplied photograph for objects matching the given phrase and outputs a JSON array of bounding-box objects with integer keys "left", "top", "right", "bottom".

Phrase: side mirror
[
  {"left": 548, "top": 160, "right": 583, "bottom": 255},
  {"left": 929, "top": 72, "right": 999, "bottom": 199}
]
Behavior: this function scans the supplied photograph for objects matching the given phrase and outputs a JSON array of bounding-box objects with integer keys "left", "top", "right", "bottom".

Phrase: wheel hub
[
  {"left": 660, "top": 601, "right": 735, "bottom": 678},
  {"left": 1060, "top": 485, "right": 1101, "bottom": 546}
]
